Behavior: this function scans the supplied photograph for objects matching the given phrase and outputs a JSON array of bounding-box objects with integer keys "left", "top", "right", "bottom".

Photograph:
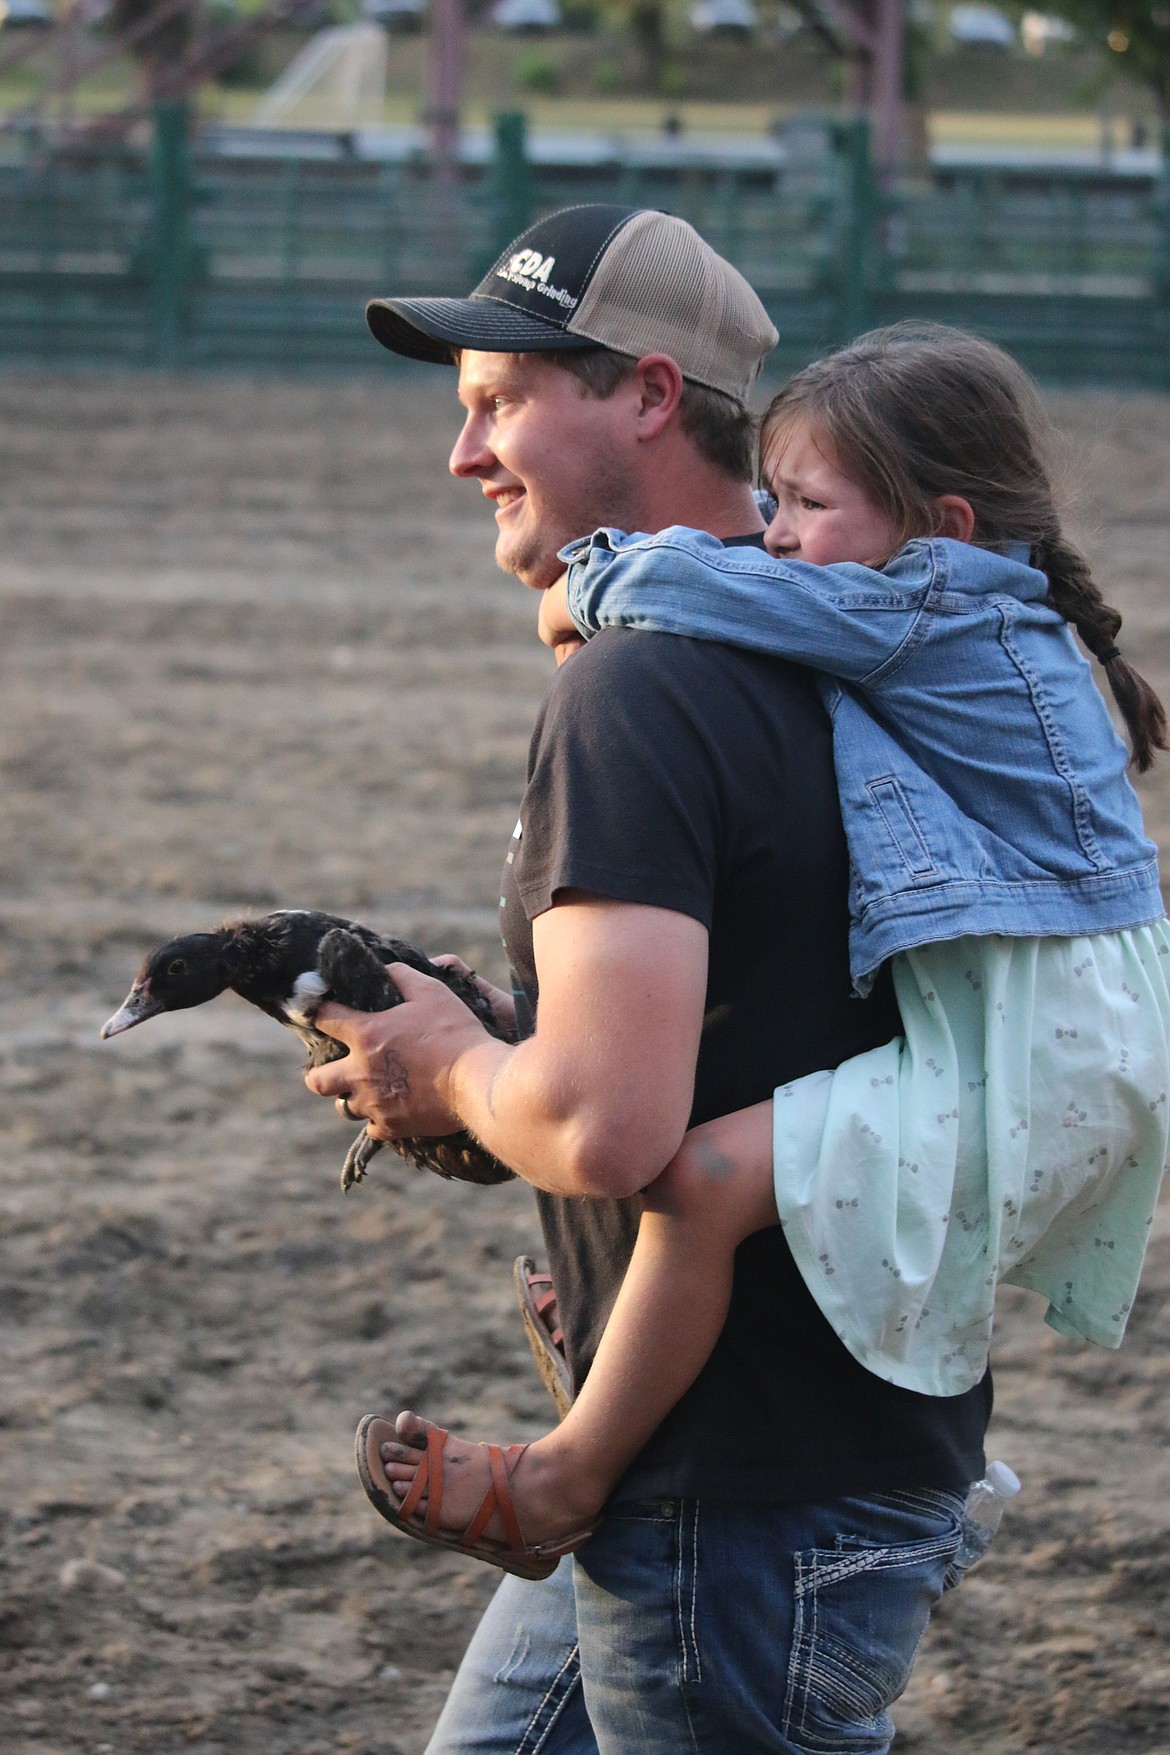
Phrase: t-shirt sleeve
[{"left": 515, "top": 629, "right": 723, "bottom": 927}]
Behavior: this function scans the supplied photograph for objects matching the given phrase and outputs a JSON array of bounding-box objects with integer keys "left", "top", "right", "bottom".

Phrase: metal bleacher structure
[{"left": 1, "top": 6, "right": 1169, "bottom": 384}]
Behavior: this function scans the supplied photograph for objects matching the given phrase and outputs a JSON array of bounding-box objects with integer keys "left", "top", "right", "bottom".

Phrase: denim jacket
[{"left": 561, "top": 528, "right": 1163, "bottom": 993}]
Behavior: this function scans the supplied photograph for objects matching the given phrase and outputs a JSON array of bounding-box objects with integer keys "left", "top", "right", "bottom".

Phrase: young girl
[{"left": 357, "top": 323, "right": 1170, "bottom": 1577}]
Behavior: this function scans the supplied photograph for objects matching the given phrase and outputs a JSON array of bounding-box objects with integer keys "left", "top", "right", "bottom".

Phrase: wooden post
[
  {"left": 870, "top": 0, "right": 904, "bottom": 176},
  {"left": 428, "top": 0, "right": 463, "bottom": 184}
]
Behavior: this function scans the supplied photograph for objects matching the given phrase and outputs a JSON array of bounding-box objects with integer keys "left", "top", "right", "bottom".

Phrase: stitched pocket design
[
  {"left": 673, "top": 1499, "right": 702, "bottom": 1686},
  {"left": 782, "top": 1526, "right": 958, "bottom": 1752},
  {"left": 868, "top": 777, "right": 938, "bottom": 880}
]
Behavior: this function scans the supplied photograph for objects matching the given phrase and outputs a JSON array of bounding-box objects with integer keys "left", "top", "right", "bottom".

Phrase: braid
[{"left": 1036, "top": 532, "right": 1169, "bottom": 774}]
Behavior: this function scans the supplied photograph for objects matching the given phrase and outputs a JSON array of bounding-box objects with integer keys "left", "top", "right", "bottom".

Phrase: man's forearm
[
  {"left": 448, "top": 1034, "right": 669, "bottom": 1200},
  {"left": 445, "top": 897, "right": 706, "bottom": 1197},
  {"left": 305, "top": 901, "right": 706, "bottom": 1200}
]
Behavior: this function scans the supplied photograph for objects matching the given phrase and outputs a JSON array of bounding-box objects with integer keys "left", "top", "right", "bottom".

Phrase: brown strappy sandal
[
  {"left": 355, "top": 1414, "right": 593, "bottom": 1581},
  {"left": 514, "top": 1255, "right": 573, "bottom": 1420}
]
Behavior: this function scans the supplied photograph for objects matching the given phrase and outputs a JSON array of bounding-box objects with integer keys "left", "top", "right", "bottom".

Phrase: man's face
[{"left": 449, "top": 351, "right": 637, "bottom": 590}]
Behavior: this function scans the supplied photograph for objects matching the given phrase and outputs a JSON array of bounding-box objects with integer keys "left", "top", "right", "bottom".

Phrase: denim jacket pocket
[{"left": 868, "top": 778, "right": 938, "bottom": 880}]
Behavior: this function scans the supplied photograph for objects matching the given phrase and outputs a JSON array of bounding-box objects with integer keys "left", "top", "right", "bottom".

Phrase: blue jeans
[{"left": 424, "top": 1488, "right": 964, "bottom": 1755}]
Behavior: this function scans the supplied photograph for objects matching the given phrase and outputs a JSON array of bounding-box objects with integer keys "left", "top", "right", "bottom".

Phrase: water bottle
[{"left": 946, "top": 1460, "right": 1021, "bottom": 1587}]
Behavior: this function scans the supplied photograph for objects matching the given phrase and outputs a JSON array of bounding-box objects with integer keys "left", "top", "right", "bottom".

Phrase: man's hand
[
  {"left": 304, "top": 963, "right": 507, "bottom": 1142},
  {"left": 538, "top": 573, "right": 586, "bottom": 667},
  {"left": 430, "top": 953, "right": 516, "bottom": 1037},
  {"left": 305, "top": 898, "right": 707, "bottom": 1200}
]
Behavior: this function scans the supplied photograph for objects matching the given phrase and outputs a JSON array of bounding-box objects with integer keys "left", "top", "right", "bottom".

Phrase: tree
[
  {"left": 788, "top": 0, "right": 909, "bottom": 169},
  {"left": 597, "top": 0, "right": 667, "bottom": 92},
  {"left": 109, "top": 0, "right": 200, "bottom": 103},
  {"left": 1022, "top": 0, "right": 1170, "bottom": 119}
]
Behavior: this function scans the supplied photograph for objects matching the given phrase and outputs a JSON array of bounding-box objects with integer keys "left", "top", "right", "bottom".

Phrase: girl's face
[{"left": 761, "top": 416, "right": 902, "bottom": 568}]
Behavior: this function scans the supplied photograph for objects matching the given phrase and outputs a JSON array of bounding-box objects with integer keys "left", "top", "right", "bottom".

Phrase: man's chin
[{"left": 495, "top": 537, "right": 563, "bottom": 592}]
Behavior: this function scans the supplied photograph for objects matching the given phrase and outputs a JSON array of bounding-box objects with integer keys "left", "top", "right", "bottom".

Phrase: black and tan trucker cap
[{"left": 366, "top": 203, "right": 778, "bottom": 404}]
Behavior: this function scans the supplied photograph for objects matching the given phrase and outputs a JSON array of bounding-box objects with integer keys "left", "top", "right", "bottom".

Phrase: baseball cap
[{"left": 366, "top": 203, "right": 778, "bottom": 404}]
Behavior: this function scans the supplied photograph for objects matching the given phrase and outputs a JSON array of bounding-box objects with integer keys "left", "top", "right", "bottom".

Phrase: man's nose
[{"left": 449, "top": 414, "right": 492, "bottom": 478}]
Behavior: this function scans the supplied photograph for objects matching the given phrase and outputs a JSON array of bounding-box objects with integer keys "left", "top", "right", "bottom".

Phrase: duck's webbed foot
[{"left": 341, "top": 1125, "right": 383, "bottom": 1193}]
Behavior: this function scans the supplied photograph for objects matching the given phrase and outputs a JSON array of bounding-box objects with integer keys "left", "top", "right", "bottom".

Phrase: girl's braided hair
[{"left": 761, "top": 322, "right": 1168, "bottom": 772}]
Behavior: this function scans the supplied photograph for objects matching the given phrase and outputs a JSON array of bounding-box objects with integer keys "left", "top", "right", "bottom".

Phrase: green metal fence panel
[
  {"left": 0, "top": 140, "right": 154, "bottom": 366},
  {"left": 0, "top": 106, "right": 1167, "bottom": 385},
  {"left": 891, "top": 178, "right": 1159, "bottom": 291}
]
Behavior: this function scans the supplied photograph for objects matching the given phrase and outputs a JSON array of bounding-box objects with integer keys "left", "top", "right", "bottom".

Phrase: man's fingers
[
  {"left": 305, "top": 1056, "right": 354, "bottom": 1097},
  {"left": 301, "top": 961, "right": 479, "bottom": 1139},
  {"left": 310, "top": 965, "right": 420, "bottom": 1041},
  {"left": 308, "top": 1000, "right": 364, "bottom": 1043},
  {"left": 304, "top": 974, "right": 426, "bottom": 1095},
  {"left": 383, "top": 961, "right": 437, "bottom": 997},
  {"left": 430, "top": 953, "right": 471, "bottom": 976},
  {"left": 313, "top": 964, "right": 444, "bottom": 1046},
  {"left": 428, "top": 954, "right": 495, "bottom": 1004}
]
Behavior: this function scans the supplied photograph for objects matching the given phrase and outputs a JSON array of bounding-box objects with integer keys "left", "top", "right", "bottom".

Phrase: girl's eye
[{"left": 800, "top": 497, "right": 825, "bottom": 512}]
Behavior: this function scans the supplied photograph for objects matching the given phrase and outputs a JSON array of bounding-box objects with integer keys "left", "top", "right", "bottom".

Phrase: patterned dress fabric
[{"left": 773, "top": 923, "right": 1170, "bottom": 1394}]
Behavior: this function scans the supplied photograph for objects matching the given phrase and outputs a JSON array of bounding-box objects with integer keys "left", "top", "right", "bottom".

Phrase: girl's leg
[{"left": 377, "top": 1100, "right": 778, "bottom": 1548}]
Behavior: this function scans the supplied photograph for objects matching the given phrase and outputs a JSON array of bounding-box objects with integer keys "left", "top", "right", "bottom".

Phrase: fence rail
[{"left": 2, "top": 104, "right": 1169, "bottom": 384}]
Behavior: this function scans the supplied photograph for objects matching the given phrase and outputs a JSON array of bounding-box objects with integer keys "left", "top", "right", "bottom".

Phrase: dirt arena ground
[{"left": 2, "top": 369, "right": 1169, "bottom": 1755}]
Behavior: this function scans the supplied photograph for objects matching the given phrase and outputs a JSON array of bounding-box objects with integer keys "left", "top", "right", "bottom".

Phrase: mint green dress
[{"left": 773, "top": 923, "right": 1170, "bottom": 1395}]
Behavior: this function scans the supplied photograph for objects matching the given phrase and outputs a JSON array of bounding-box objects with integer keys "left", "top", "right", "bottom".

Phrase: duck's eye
[{"left": 166, "top": 957, "right": 188, "bottom": 977}]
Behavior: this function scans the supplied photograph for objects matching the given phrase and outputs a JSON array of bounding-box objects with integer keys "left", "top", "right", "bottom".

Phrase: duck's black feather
[{"left": 102, "top": 910, "right": 516, "bottom": 1191}]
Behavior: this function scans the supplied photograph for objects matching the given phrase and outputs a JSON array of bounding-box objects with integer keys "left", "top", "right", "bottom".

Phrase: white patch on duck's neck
[{"left": 284, "top": 969, "right": 328, "bottom": 1027}]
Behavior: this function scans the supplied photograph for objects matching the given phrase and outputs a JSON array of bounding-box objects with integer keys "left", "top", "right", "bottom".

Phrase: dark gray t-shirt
[{"left": 500, "top": 619, "right": 991, "bottom": 1503}]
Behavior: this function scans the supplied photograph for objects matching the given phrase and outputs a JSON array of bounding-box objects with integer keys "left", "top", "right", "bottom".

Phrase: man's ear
[
  {"left": 933, "top": 495, "right": 976, "bottom": 541},
  {"left": 630, "top": 354, "right": 685, "bottom": 440}
]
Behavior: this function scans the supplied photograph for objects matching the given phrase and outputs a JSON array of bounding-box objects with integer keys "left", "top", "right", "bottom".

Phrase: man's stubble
[{"left": 494, "top": 441, "right": 642, "bottom": 592}]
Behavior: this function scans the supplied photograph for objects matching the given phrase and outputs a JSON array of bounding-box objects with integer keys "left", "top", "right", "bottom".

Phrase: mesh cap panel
[{"left": 569, "top": 210, "right": 777, "bottom": 402}]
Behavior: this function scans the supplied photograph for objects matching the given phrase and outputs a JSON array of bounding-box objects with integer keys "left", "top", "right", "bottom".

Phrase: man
[{"left": 307, "top": 205, "right": 992, "bottom": 1753}]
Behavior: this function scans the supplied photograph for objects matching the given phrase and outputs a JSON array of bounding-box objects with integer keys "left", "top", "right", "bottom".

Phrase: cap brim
[{"left": 366, "top": 295, "right": 600, "bottom": 362}]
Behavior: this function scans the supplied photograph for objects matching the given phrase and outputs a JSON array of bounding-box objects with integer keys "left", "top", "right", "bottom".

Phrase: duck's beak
[{"left": 101, "top": 984, "right": 165, "bottom": 1039}]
